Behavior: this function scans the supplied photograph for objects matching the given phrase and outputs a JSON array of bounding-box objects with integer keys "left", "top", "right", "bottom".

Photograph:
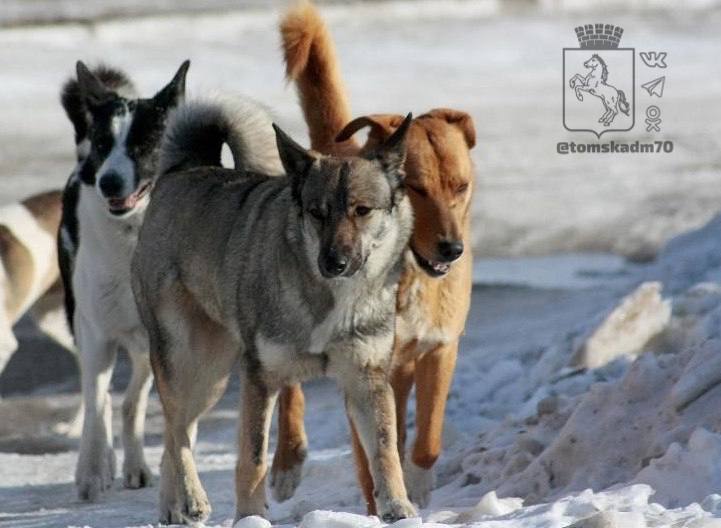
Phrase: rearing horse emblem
[
  {"left": 569, "top": 54, "right": 630, "bottom": 126},
  {"left": 563, "top": 24, "right": 635, "bottom": 137}
]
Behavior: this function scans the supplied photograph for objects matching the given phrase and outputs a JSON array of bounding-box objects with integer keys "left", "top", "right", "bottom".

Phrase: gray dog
[{"left": 131, "top": 98, "right": 417, "bottom": 524}]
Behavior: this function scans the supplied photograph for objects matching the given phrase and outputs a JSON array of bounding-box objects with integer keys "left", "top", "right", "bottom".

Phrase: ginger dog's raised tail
[{"left": 280, "top": 1, "right": 358, "bottom": 155}]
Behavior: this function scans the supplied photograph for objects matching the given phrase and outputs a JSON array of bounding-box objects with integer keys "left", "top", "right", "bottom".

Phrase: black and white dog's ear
[
  {"left": 376, "top": 112, "right": 412, "bottom": 187},
  {"left": 76, "top": 60, "right": 114, "bottom": 109},
  {"left": 152, "top": 60, "right": 190, "bottom": 108},
  {"left": 273, "top": 123, "right": 315, "bottom": 202}
]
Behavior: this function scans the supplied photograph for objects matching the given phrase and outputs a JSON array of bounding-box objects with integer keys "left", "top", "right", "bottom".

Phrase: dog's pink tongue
[{"left": 109, "top": 194, "right": 138, "bottom": 210}]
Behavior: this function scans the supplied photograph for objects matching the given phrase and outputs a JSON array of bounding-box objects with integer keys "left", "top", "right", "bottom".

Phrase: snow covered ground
[
  {"left": 6, "top": 215, "right": 721, "bottom": 527},
  {"left": 2, "top": 2, "right": 721, "bottom": 527}
]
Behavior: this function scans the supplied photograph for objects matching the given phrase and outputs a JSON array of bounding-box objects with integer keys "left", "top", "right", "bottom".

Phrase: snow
[
  {"left": 8, "top": 218, "right": 721, "bottom": 527},
  {"left": 234, "top": 515, "right": 272, "bottom": 528},
  {"left": 3, "top": 1, "right": 721, "bottom": 527},
  {"left": 569, "top": 281, "right": 670, "bottom": 369}
]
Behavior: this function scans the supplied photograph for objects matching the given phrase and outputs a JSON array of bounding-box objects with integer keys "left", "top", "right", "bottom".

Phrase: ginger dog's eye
[
  {"left": 355, "top": 206, "right": 371, "bottom": 217},
  {"left": 407, "top": 184, "right": 428, "bottom": 197},
  {"left": 455, "top": 183, "right": 469, "bottom": 194}
]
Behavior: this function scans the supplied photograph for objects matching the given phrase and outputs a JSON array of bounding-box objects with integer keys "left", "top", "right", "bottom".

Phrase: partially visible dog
[
  {"left": 131, "top": 97, "right": 417, "bottom": 524},
  {"left": 0, "top": 191, "right": 74, "bottom": 405},
  {"left": 274, "top": 1, "right": 476, "bottom": 512},
  {"left": 0, "top": 79, "right": 105, "bottom": 433},
  {"left": 58, "top": 59, "right": 190, "bottom": 501}
]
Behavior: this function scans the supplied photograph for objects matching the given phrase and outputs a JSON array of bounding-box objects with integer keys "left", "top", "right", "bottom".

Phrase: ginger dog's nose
[{"left": 438, "top": 240, "right": 464, "bottom": 262}]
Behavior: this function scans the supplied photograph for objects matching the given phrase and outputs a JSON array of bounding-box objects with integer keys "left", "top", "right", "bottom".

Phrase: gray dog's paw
[
  {"left": 159, "top": 507, "right": 184, "bottom": 526},
  {"left": 180, "top": 489, "right": 211, "bottom": 524}
]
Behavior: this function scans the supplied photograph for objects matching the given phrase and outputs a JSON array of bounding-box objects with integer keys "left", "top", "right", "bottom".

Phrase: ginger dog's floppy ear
[
  {"left": 336, "top": 114, "right": 407, "bottom": 146},
  {"left": 424, "top": 108, "right": 476, "bottom": 148}
]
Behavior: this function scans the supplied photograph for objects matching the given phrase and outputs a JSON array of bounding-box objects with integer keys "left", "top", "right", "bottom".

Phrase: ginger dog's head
[{"left": 337, "top": 109, "right": 475, "bottom": 278}]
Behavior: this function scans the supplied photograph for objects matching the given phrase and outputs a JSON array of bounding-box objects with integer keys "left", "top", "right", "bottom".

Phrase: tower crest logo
[{"left": 563, "top": 24, "right": 635, "bottom": 137}]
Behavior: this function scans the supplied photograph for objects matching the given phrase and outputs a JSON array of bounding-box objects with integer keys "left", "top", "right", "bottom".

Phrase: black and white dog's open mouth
[
  {"left": 107, "top": 181, "right": 152, "bottom": 215},
  {"left": 411, "top": 246, "right": 452, "bottom": 277}
]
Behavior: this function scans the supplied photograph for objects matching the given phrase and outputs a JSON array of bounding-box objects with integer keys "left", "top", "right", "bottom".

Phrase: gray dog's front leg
[{"left": 342, "top": 366, "right": 417, "bottom": 522}]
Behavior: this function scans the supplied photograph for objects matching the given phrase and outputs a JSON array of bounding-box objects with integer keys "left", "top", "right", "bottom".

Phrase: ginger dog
[{"left": 272, "top": 1, "right": 476, "bottom": 512}]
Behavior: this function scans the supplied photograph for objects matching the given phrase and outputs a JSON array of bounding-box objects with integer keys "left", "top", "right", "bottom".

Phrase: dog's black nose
[
  {"left": 438, "top": 240, "right": 464, "bottom": 262},
  {"left": 321, "top": 249, "right": 348, "bottom": 277},
  {"left": 98, "top": 172, "right": 125, "bottom": 198}
]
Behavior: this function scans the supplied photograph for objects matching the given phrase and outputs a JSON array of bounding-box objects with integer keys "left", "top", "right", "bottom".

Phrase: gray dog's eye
[
  {"left": 308, "top": 207, "right": 324, "bottom": 221},
  {"left": 355, "top": 206, "right": 371, "bottom": 217}
]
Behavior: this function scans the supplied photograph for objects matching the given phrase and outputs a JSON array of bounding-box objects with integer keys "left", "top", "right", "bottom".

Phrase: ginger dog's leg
[
  {"left": 406, "top": 341, "right": 458, "bottom": 508},
  {"left": 391, "top": 343, "right": 418, "bottom": 462},
  {"left": 270, "top": 383, "right": 308, "bottom": 502}
]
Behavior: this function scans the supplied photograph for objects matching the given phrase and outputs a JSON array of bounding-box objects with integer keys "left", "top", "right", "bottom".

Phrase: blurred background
[
  {"left": 1, "top": 2, "right": 721, "bottom": 525},
  {"left": 3, "top": 0, "right": 721, "bottom": 258}
]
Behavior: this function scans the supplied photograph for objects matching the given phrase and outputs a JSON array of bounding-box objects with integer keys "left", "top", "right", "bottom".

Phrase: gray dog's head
[{"left": 273, "top": 114, "right": 412, "bottom": 279}]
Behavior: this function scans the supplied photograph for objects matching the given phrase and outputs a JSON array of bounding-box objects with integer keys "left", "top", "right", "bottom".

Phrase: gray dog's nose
[{"left": 321, "top": 248, "right": 348, "bottom": 277}]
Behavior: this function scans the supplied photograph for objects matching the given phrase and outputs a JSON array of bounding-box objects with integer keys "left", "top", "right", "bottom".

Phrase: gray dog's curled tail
[{"left": 159, "top": 96, "right": 284, "bottom": 177}]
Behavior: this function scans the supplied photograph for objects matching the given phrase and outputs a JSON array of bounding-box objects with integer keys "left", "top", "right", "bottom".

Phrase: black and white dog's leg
[
  {"left": 75, "top": 318, "right": 117, "bottom": 501},
  {"left": 121, "top": 347, "right": 153, "bottom": 488}
]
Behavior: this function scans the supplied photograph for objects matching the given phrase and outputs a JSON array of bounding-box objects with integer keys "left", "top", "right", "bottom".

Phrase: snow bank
[
  {"left": 258, "top": 214, "right": 721, "bottom": 526},
  {"left": 428, "top": 215, "right": 721, "bottom": 526},
  {"left": 570, "top": 282, "right": 670, "bottom": 369}
]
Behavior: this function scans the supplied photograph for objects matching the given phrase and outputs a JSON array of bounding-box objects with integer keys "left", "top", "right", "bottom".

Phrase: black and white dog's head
[{"left": 73, "top": 60, "right": 190, "bottom": 218}]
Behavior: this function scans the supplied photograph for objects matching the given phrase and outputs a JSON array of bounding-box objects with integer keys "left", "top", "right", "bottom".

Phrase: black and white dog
[{"left": 59, "top": 59, "right": 190, "bottom": 501}]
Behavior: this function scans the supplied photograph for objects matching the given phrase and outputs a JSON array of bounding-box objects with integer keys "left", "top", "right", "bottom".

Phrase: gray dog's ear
[
  {"left": 374, "top": 113, "right": 412, "bottom": 186},
  {"left": 273, "top": 124, "right": 315, "bottom": 202},
  {"left": 152, "top": 60, "right": 190, "bottom": 108},
  {"left": 76, "top": 60, "right": 114, "bottom": 109}
]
